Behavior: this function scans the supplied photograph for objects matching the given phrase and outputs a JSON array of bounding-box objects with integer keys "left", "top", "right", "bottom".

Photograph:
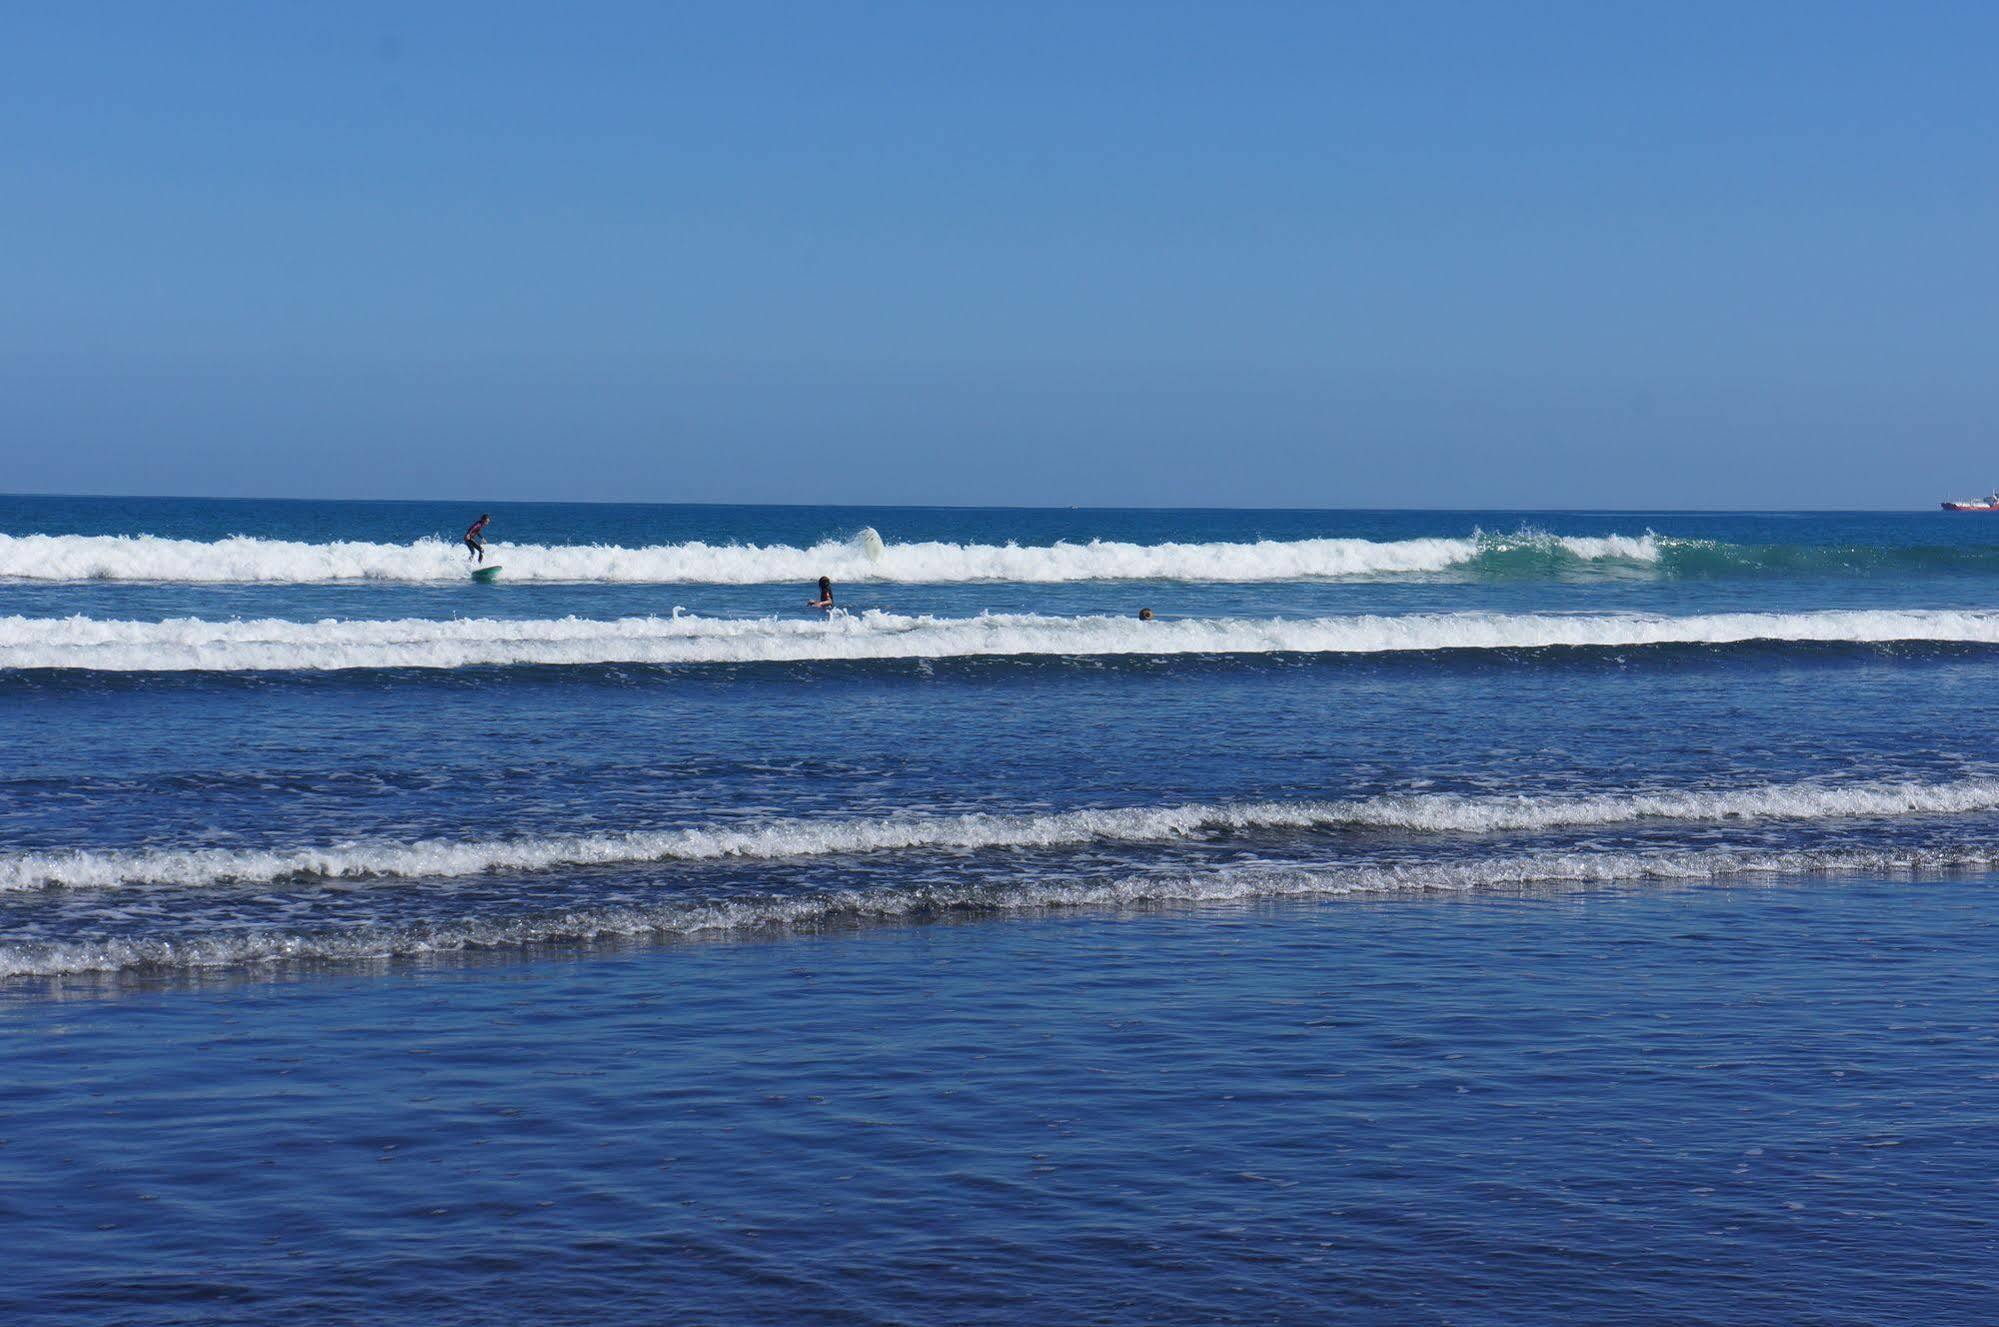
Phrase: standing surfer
[
  {"left": 464, "top": 513, "right": 491, "bottom": 563},
  {"left": 808, "top": 576, "right": 834, "bottom": 610}
]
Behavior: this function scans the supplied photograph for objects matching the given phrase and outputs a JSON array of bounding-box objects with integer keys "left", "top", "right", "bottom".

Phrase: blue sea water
[{"left": 3, "top": 496, "right": 1999, "bottom": 1324}]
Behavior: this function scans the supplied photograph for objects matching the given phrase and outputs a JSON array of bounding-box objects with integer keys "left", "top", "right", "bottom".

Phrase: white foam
[
  {"left": 3, "top": 842, "right": 1990, "bottom": 977},
  {"left": 5, "top": 607, "right": 1999, "bottom": 671},
  {"left": 1498, "top": 531, "right": 1661, "bottom": 562},
  {"left": 0, "top": 529, "right": 1652, "bottom": 584},
  {"left": 8, "top": 777, "right": 1998, "bottom": 892}
]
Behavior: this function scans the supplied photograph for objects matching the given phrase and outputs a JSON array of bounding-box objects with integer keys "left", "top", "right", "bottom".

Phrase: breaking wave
[
  {"left": 0, "top": 528, "right": 1658, "bottom": 584},
  {"left": 9, "top": 608, "right": 1999, "bottom": 671},
  {"left": 9, "top": 777, "right": 1999, "bottom": 892},
  {"left": 8, "top": 528, "right": 1999, "bottom": 585},
  {"left": 5, "top": 843, "right": 1993, "bottom": 977}
]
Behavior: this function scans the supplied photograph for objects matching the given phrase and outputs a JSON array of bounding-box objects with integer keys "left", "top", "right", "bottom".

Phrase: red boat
[{"left": 1942, "top": 491, "right": 1999, "bottom": 511}]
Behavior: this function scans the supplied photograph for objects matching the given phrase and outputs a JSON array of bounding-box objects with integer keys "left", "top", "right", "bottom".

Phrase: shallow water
[{"left": 6, "top": 884, "right": 1997, "bottom": 1326}]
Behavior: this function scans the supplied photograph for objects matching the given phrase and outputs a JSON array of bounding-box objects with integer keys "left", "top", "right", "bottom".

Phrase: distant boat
[{"left": 1942, "top": 491, "right": 1999, "bottom": 511}]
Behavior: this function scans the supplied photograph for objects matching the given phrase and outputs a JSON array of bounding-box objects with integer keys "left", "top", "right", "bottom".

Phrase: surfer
[
  {"left": 1138, "top": 608, "right": 1154, "bottom": 621},
  {"left": 464, "top": 513, "right": 491, "bottom": 563},
  {"left": 808, "top": 576, "right": 834, "bottom": 611}
]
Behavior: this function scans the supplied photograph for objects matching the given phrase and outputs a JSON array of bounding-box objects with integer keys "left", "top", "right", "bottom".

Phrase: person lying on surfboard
[
  {"left": 807, "top": 576, "right": 834, "bottom": 610},
  {"left": 464, "top": 513, "right": 491, "bottom": 563}
]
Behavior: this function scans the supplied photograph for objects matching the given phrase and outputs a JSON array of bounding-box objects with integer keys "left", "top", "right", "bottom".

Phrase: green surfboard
[{"left": 471, "top": 565, "right": 502, "bottom": 582}]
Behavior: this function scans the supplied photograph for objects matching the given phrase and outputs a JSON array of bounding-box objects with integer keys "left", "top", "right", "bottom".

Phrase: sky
[{"left": 3, "top": 0, "right": 1996, "bottom": 508}]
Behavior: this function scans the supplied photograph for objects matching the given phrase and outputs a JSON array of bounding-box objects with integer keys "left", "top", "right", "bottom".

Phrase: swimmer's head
[
  {"left": 818, "top": 576, "right": 831, "bottom": 593},
  {"left": 1138, "top": 608, "right": 1154, "bottom": 621}
]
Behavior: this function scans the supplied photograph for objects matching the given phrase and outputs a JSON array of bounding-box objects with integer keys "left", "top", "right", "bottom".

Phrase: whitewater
[
  {"left": 9, "top": 607, "right": 1999, "bottom": 671},
  {"left": 0, "top": 528, "right": 1661, "bottom": 583},
  {"left": 4, "top": 841, "right": 1993, "bottom": 979},
  {"left": 9, "top": 776, "right": 1999, "bottom": 893}
]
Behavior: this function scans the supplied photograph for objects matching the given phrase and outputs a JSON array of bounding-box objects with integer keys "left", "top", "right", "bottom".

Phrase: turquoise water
[{"left": 4, "top": 497, "right": 1999, "bottom": 1322}]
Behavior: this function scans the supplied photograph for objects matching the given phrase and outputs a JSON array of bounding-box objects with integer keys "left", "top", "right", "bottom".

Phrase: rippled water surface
[
  {"left": 4, "top": 498, "right": 1998, "bottom": 1322},
  {"left": 7, "top": 886, "right": 1998, "bottom": 1326}
]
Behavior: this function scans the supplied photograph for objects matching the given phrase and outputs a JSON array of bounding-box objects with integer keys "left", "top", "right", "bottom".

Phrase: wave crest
[
  {"left": 9, "top": 777, "right": 1999, "bottom": 892},
  {"left": 6, "top": 608, "right": 1999, "bottom": 671},
  {"left": 0, "top": 529, "right": 1652, "bottom": 584},
  {"left": 7, "top": 528, "right": 1999, "bottom": 584},
  {"left": 5, "top": 843, "right": 1992, "bottom": 977}
]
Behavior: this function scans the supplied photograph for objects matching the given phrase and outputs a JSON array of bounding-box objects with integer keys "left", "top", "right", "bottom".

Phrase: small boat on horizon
[{"left": 1942, "top": 491, "right": 1999, "bottom": 511}]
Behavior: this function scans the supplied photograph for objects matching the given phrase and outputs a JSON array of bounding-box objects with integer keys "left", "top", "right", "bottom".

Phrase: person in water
[
  {"left": 464, "top": 513, "right": 491, "bottom": 562},
  {"left": 808, "top": 576, "right": 834, "bottom": 610},
  {"left": 1138, "top": 608, "right": 1154, "bottom": 621}
]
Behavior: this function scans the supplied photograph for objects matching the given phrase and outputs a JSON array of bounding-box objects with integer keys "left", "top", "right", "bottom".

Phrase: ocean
[{"left": 3, "top": 496, "right": 1997, "bottom": 1324}]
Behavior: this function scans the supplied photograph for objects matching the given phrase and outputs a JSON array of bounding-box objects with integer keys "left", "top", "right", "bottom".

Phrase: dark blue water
[{"left": 4, "top": 497, "right": 1998, "bottom": 1323}]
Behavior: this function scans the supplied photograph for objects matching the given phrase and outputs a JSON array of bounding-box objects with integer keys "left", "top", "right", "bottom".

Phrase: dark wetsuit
[{"left": 464, "top": 517, "right": 490, "bottom": 562}]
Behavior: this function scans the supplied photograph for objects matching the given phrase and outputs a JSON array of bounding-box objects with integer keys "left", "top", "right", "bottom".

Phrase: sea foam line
[
  {"left": 7, "top": 607, "right": 1999, "bottom": 671},
  {"left": 3, "top": 843, "right": 1992, "bottom": 978},
  {"left": 0, "top": 529, "right": 1647, "bottom": 584},
  {"left": 8, "top": 777, "right": 1999, "bottom": 891}
]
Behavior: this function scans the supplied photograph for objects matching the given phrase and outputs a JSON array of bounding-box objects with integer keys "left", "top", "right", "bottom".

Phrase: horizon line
[{"left": 0, "top": 489, "right": 1945, "bottom": 516}]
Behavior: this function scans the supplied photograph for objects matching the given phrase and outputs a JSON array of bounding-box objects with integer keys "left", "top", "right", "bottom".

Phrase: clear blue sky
[{"left": 4, "top": 1, "right": 1995, "bottom": 507}]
